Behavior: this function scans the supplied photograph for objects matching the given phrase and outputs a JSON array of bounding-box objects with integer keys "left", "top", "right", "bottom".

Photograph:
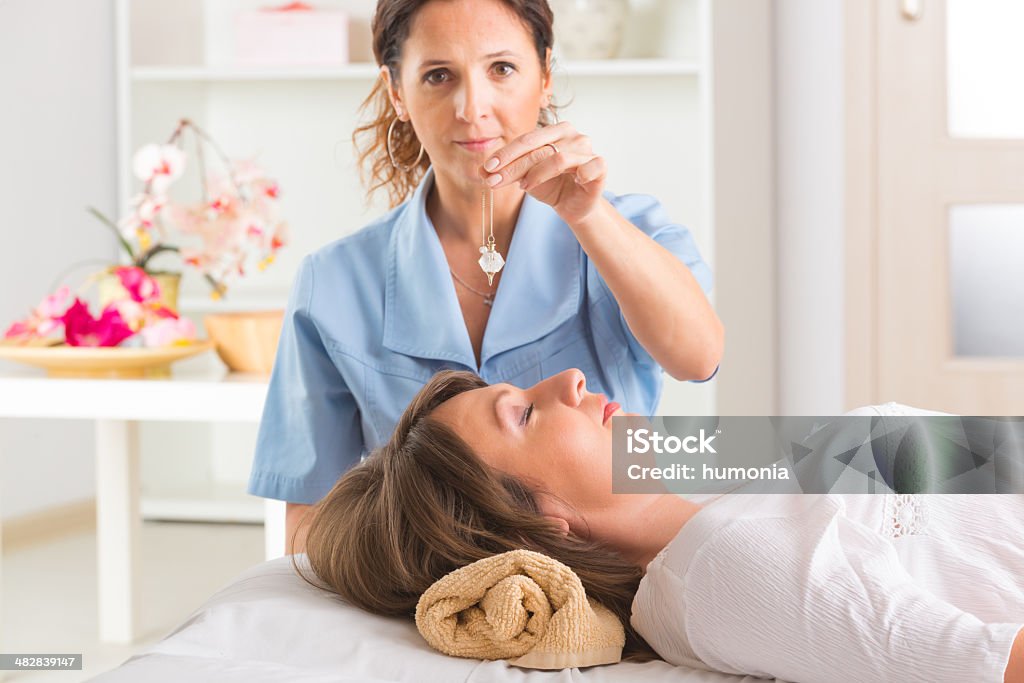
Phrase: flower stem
[
  {"left": 183, "top": 120, "right": 244, "bottom": 196},
  {"left": 205, "top": 274, "right": 228, "bottom": 299},
  {"left": 87, "top": 206, "right": 137, "bottom": 261},
  {"left": 137, "top": 244, "right": 180, "bottom": 271},
  {"left": 135, "top": 244, "right": 225, "bottom": 298},
  {"left": 195, "top": 126, "right": 210, "bottom": 204}
]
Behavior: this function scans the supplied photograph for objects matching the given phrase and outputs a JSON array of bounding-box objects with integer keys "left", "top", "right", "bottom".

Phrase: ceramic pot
[
  {"left": 98, "top": 269, "right": 181, "bottom": 313},
  {"left": 550, "top": 0, "right": 631, "bottom": 60}
]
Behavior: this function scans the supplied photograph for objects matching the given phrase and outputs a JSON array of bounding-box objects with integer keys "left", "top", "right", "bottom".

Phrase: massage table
[
  {"left": 88, "top": 554, "right": 782, "bottom": 683},
  {"left": 91, "top": 403, "right": 954, "bottom": 682}
]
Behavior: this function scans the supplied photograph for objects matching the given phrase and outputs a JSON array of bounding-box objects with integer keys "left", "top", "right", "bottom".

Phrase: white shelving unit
[
  {"left": 114, "top": 0, "right": 718, "bottom": 522},
  {"left": 131, "top": 59, "right": 702, "bottom": 82}
]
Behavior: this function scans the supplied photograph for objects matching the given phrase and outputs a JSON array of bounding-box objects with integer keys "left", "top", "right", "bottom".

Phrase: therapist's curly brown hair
[
  {"left": 354, "top": 0, "right": 563, "bottom": 209},
  {"left": 294, "top": 369, "right": 660, "bottom": 663}
]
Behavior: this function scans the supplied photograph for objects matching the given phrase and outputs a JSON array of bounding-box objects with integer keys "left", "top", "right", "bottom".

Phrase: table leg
[
  {"left": 95, "top": 420, "right": 140, "bottom": 643},
  {"left": 1, "top": 506, "right": 4, "bottom": 683}
]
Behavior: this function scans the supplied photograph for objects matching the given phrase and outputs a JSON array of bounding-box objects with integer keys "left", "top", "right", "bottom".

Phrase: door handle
[{"left": 901, "top": 0, "right": 923, "bottom": 21}]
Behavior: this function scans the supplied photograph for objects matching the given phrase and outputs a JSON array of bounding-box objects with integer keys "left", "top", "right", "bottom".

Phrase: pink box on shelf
[{"left": 234, "top": 2, "right": 349, "bottom": 67}]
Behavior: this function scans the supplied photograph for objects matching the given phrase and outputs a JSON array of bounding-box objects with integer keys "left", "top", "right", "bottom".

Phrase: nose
[
  {"left": 454, "top": 72, "right": 491, "bottom": 122},
  {"left": 554, "top": 368, "right": 586, "bottom": 407}
]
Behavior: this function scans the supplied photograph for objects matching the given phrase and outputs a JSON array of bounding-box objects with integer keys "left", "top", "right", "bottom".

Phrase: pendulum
[{"left": 477, "top": 186, "right": 504, "bottom": 285}]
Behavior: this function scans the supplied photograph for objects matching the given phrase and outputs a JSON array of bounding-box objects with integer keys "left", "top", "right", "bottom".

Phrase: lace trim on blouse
[{"left": 883, "top": 494, "right": 928, "bottom": 538}]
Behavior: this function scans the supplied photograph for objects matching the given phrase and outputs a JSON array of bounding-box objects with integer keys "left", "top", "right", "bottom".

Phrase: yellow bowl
[{"left": 203, "top": 310, "right": 284, "bottom": 376}]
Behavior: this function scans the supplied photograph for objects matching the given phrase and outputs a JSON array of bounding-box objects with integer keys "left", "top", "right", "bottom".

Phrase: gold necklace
[
  {"left": 477, "top": 186, "right": 504, "bottom": 285},
  {"left": 449, "top": 266, "right": 495, "bottom": 306}
]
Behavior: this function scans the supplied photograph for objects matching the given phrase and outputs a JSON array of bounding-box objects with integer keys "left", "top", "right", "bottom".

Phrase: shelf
[
  {"left": 133, "top": 63, "right": 380, "bottom": 82},
  {"left": 179, "top": 294, "right": 288, "bottom": 315},
  {"left": 561, "top": 59, "right": 700, "bottom": 77},
  {"left": 130, "top": 59, "right": 701, "bottom": 83},
  {"left": 142, "top": 490, "right": 263, "bottom": 524}
]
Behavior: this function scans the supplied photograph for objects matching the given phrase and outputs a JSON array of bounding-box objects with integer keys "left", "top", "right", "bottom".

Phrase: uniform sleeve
[
  {"left": 247, "top": 254, "right": 365, "bottom": 504},
  {"left": 588, "top": 193, "right": 718, "bottom": 382},
  {"left": 676, "top": 499, "right": 1021, "bottom": 682}
]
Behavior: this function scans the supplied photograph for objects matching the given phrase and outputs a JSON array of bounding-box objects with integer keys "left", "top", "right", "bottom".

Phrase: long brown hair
[
  {"left": 295, "top": 369, "right": 659, "bottom": 661},
  {"left": 354, "top": 0, "right": 563, "bottom": 209}
]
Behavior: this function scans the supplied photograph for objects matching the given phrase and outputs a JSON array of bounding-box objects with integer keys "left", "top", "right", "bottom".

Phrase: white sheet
[
  {"left": 91, "top": 402, "right": 951, "bottom": 682},
  {"left": 88, "top": 555, "right": 778, "bottom": 683}
]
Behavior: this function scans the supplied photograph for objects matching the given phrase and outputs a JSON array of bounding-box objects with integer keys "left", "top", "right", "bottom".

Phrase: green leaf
[{"left": 87, "top": 206, "right": 136, "bottom": 262}]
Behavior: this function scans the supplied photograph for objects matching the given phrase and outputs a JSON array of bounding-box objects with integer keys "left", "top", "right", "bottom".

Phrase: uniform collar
[{"left": 383, "top": 165, "right": 581, "bottom": 373}]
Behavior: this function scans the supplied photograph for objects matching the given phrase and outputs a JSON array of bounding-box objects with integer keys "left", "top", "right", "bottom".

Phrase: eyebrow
[{"left": 419, "top": 50, "right": 519, "bottom": 69}]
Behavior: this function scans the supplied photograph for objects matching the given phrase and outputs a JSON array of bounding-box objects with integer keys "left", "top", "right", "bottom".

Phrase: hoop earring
[
  {"left": 387, "top": 117, "right": 425, "bottom": 172},
  {"left": 538, "top": 104, "right": 557, "bottom": 128}
]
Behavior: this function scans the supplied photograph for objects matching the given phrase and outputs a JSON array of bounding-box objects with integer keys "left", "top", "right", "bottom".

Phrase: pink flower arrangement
[
  {"left": 92, "top": 118, "right": 289, "bottom": 300},
  {"left": 2, "top": 119, "right": 287, "bottom": 350},
  {"left": 3, "top": 266, "right": 196, "bottom": 348}
]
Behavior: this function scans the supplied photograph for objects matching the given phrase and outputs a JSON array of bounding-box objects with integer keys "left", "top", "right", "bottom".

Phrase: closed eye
[{"left": 520, "top": 402, "right": 534, "bottom": 426}]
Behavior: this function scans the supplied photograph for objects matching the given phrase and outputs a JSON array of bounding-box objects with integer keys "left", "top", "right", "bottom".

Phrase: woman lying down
[{"left": 299, "top": 369, "right": 1024, "bottom": 683}]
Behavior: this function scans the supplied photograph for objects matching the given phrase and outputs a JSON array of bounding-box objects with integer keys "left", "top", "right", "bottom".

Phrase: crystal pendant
[{"left": 478, "top": 245, "right": 505, "bottom": 286}]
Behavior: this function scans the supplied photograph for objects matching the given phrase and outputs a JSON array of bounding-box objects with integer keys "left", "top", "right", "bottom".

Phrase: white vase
[{"left": 551, "top": 0, "right": 631, "bottom": 60}]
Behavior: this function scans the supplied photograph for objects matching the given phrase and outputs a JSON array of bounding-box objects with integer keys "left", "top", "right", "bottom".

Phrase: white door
[{"left": 875, "top": 0, "right": 1024, "bottom": 413}]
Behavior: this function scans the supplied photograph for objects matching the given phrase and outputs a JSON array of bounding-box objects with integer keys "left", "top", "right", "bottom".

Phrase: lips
[
  {"left": 602, "top": 397, "right": 621, "bottom": 425},
  {"left": 456, "top": 138, "right": 498, "bottom": 152}
]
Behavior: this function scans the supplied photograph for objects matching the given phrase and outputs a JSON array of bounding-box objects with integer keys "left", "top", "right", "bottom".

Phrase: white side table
[{"left": 0, "top": 365, "right": 279, "bottom": 644}]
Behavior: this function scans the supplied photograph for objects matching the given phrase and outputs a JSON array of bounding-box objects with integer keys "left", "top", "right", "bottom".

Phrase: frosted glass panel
[
  {"left": 949, "top": 205, "right": 1024, "bottom": 357},
  {"left": 946, "top": 0, "right": 1024, "bottom": 139}
]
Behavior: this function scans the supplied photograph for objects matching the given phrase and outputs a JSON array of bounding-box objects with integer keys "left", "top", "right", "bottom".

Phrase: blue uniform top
[{"left": 248, "top": 165, "right": 718, "bottom": 504}]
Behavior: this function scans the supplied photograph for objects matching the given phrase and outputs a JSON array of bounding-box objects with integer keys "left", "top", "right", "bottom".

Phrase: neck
[
  {"left": 427, "top": 167, "right": 525, "bottom": 251},
  {"left": 586, "top": 494, "right": 701, "bottom": 571}
]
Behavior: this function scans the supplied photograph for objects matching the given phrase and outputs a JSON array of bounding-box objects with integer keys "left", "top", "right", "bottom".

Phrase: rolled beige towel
[{"left": 415, "top": 549, "right": 625, "bottom": 670}]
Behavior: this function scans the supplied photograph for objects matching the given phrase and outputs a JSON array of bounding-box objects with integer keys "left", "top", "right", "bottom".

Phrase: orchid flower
[
  {"left": 132, "top": 144, "right": 186, "bottom": 195},
  {"left": 87, "top": 119, "right": 289, "bottom": 299}
]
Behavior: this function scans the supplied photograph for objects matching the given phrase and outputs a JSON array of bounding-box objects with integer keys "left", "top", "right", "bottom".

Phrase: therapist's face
[
  {"left": 430, "top": 369, "right": 625, "bottom": 532},
  {"left": 382, "top": 0, "right": 553, "bottom": 184}
]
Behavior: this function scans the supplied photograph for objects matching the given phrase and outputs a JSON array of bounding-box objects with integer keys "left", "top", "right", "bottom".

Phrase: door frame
[{"left": 843, "top": 0, "right": 879, "bottom": 409}]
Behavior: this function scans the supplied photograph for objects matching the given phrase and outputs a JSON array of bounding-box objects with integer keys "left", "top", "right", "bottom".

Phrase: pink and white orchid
[
  {"left": 132, "top": 143, "right": 186, "bottom": 195},
  {"left": 158, "top": 159, "right": 288, "bottom": 297},
  {"left": 6, "top": 121, "right": 291, "bottom": 353},
  {"left": 97, "top": 121, "right": 289, "bottom": 299}
]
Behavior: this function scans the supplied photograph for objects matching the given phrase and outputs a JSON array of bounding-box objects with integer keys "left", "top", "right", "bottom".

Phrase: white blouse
[{"left": 631, "top": 494, "right": 1024, "bottom": 682}]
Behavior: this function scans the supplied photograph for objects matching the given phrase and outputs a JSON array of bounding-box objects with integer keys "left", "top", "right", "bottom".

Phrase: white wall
[
  {"left": 774, "top": 0, "right": 845, "bottom": 415},
  {"left": 0, "top": 0, "right": 116, "bottom": 519},
  {"left": 711, "top": 0, "right": 776, "bottom": 416}
]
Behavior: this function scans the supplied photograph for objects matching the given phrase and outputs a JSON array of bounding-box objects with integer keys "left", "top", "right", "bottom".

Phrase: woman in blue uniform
[{"left": 248, "top": 0, "right": 724, "bottom": 553}]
